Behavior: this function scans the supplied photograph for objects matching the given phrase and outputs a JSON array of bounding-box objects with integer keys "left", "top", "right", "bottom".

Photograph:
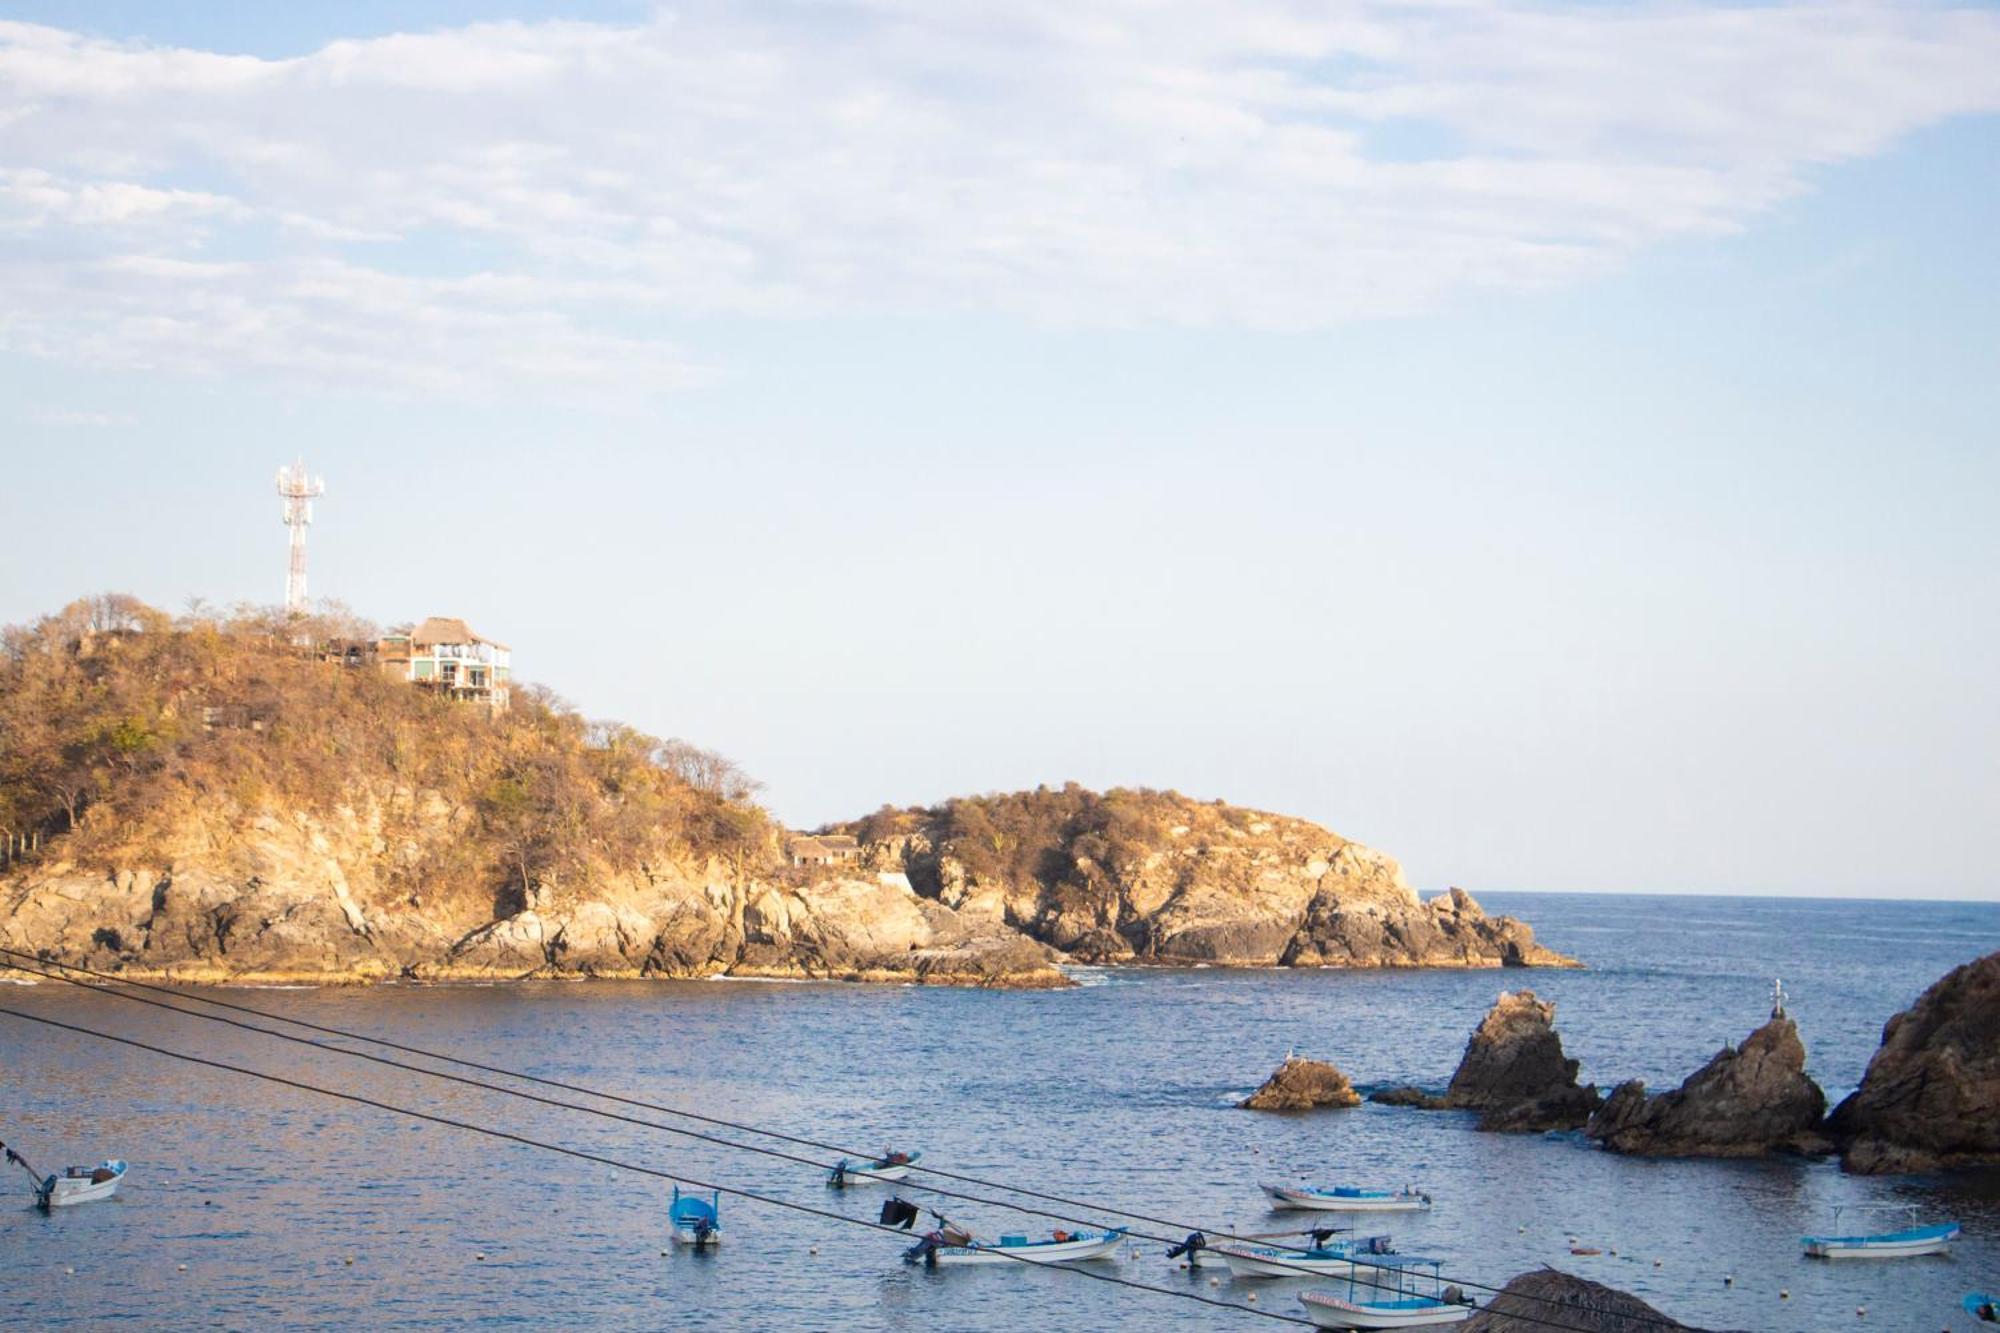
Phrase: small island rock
[
  {"left": 1829, "top": 948, "right": 2000, "bottom": 1174},
  {"left": 1241, "top": 1056, "right": 1363, "bottom": 1111},
  {"left": 1585, "top": 1014, "right": 1829, "bottom": 1157},
  {"left": 1438, "top": 990, "right": 1600, "bottom": 1131}
]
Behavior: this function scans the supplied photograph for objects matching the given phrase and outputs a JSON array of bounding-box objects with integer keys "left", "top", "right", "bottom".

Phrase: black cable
[
  {"left": 0, "top": 950, "right": 1677, "bottom": 1332},
  {"left": 0, "top": 1002, "right": 1317, "bottom": 1327}
]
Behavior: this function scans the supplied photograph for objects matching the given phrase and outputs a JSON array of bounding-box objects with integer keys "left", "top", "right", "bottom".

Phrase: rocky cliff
[
  {"left": 1829, "top": 949, "right": 2000, "bottom": 1174},
  {"left": 0, "top": 789, "right": 1065, "bottom": 987},
  {"left": 842, "top": 788, "right": 1577, "bottom": 971},
  {"left": 1585, "top": 1015, "right": 1829, "bottom": 1158}
]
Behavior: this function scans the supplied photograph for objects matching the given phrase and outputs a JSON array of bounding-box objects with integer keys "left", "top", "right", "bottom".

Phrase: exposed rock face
[
  {"left": 0, "top": 797, "right": 1065, "bottom": 988},
  {"left": 1241, "top": 1056, "right": 1362, "bottom": 1111},
  {"left": 1829, "top": 950, "right": 2000, "bottom": 1174},
  {"left": 1380, "top": 990, "right": 1600, "bottom": 1131},
  {"left": 1462, "top": 1269, "right": 1720, "bottom": 1332},
  {"left": 1585, "top": 1016, "right": 1829, "bottom": 1157},
  {"left": 1, "top": 784, "right": 1576, "bottom": 989},
  {"left": 858, "top": 791, "right": 1578, "bottom": 972}
]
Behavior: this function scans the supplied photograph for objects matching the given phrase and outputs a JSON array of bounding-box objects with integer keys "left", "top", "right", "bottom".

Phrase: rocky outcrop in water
[
  {"left": 1585, "top": 1014, "right": 1829, "bottom": 1158},
  {"left": 1370, "top": 990, "right": 1598, "bottom": 1131},
  {"left": 1462, "top": 1268, "right": 1721, "bottom": 1332},
  {"left": 1241, "top": 1056, "right": 1362, "bottom": 1111},
  {"left": 1829, "top": 949, "right": 2000, "bottom": 1174}
]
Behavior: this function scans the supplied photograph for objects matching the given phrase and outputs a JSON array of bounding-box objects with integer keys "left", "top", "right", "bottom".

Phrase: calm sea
[{"left": 1, "top": 892, "right": 1995, "bottom": 1331}]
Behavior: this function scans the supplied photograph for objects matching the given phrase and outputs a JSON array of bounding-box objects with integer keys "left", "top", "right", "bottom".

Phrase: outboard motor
[{"left": 1165, "top": 1231, "right": 1208, "bottom": 1262}]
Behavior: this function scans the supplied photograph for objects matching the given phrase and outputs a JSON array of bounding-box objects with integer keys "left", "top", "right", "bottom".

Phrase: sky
[{"left": 0, "top": 3, "right": 1996, "bottom": 901}]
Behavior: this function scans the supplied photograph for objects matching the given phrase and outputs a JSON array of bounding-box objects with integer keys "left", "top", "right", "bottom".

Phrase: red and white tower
[{"left": 276, "top": 458, "right": 325, "bottom": 615}]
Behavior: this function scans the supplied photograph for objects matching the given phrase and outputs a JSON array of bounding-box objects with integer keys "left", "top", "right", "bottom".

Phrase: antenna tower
[{"left": 276, "top": 458, "right": 325, "bottom": 616}]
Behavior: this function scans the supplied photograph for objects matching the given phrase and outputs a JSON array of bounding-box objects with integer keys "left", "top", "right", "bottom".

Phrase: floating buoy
[
  {"left": 659, "top": 1249, "right": 668, "bottom": 1257},
  {"left": 1723, "top": 1275, "right": 1733, "bottom": 1286},
  {"left": 343, "top": 1257, "right": 353, "bottom": 1267},
  {"left": 1517, "top": 1225, "right": 1526, "bottom": 1233},
  {"left": 1608, "top": 1249, "right": 1618, "bottom": 1257},
  {"left": 1857, "top": 1308, "right": 1866, "bottom": 1318},
  {"left": 1653, "top": 1258, "right": 1663, "bottom": 1267},
  {"left": 475, "top": 1252, "right": 486, "bottom": 1261},
  {"left": 177, "top": 1264, "right": 187, "bottom": 1273},
  {"left": 1209, "top": 1277, "right": 1220, "bottom": 1287},
  {"left": 65, "top": 1267, "right": 74, "bottom": 1276},
  {"left": 809, "top": 1247, "right": 819, "bottom": 1256},
  {"left": 1246, "top": 1293, "right": 1257, "bottom": 1303},
  {"left": 1780, "top": 1290, "right": 1790, "bottom": 1300}
]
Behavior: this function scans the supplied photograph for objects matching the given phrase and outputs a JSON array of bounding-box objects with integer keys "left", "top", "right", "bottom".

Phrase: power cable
[{"left": 0, "top": 1002, "right": 1318, "bottom": 1328}]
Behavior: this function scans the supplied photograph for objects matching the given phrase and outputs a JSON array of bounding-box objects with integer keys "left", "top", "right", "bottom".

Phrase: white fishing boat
[
  {"left": 828, "top": 1149, "right": 921, "bottom": 1187},
  {"left": 5, "top": 1141, "right": 124, "bottom": 1210},
  {"left": 1220, "top": 1234, "right": 1395, "bottom": 1279},
  {"left": 1802, "top": 1205, "right": 1958, "bottom": 1259},
  {"left": 1264, "top": 1184, "right": 1431, "bottom": 1213},
  {"left": 668, "top": 1185, "right": 723, "bottom": 1247},
  {"left": 1299, "top": 1257, "right": 1473, "bottom": 1328},
  {"left": 909, "top": 1223, "right": 1128, "bottom": 1266}
]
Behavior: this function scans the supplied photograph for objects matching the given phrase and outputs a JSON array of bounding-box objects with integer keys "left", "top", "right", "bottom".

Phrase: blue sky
[{"left": 1, "top": 3, "right": 1996, "bottom": 899}]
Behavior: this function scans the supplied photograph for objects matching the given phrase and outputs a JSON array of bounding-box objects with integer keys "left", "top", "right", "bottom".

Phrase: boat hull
[
  {"left": 1300, "top": 1292, "right": 1471, "bottom": 1328},
  {"left": 670, "top": 1227, "right": 723, "bottom": 1248},
  {"left": 1220, "top": 1246, "right": 1362, "bottom": 1279},
  {"left": 1803, "top": 1223, "right": 1959, "bottom": 1259},
  {"left": 931, "top": 1231, "right": 1126, "bottom": 1266},
  {"left": 41, "top": 1161, "right": 125, "bottom": 1208},
  {"left": 1264, "top": 1186, "right": 1429, "bottom": 1213}
]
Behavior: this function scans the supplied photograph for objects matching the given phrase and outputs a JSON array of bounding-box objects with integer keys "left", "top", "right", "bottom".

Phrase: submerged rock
[
  {"left": 1368, "top": 1085, "right": 1446, "bottom": 1109},
  {"left": 1829, "top": 949, "right": 2000, "bottom": 1174},
  {"left": 1585, "top": 1015, "right": 1829, "bottom": 1158},
  {"left": 1443, "top": 990, "right": 1600, "bottom": 1131},
  {"left": 1463, "top": 1268, "right": 1723, "bottom": 1331},
  {"left": 1241, "top": 1056, "right": 1362, "bottom": 1111}
]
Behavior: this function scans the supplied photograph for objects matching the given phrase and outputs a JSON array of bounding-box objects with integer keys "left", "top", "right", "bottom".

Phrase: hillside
[{"left": 0, "top": 596, "right": 1571, "bottom": 985}]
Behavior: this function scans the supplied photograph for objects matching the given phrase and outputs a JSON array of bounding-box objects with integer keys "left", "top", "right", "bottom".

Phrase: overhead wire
[
  {"left": 0, "top": 1002, "right": 1319, "bottom": 1328},
  {"left": 0, "top": 948, "right": 1683, "bottom": 1332}
]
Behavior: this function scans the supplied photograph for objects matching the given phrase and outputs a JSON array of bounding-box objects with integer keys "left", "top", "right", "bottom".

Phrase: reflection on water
[{"left": 1, "top": 893, "right": 1996, "bottom": 1330}]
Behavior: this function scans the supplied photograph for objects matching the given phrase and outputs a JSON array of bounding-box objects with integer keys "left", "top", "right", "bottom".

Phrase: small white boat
[
  {"left": 1802, "top": 1205, "right": 1958, "bottom": 1259},
  {"left": 829, "top": 1149, "right": 921, "bottom": 1187},
  {"left": 1264, "top": 1184, "right": 1431, "bottom": 1213},
  {"left": 39, "top": 1160, "right": 128, "bottom": 1210},
  {"left": 6, "top": 1141, "right": 124, "bottom": 1210},
  {"left": 910, "top": 1224, "right": 1128, "bottom": 1266},
  {"left": 1299, "top": 1258, "right": 1473, "bottom": 1328},
  {"left": 1221, "top": 1234, "right": 1395, "bottom": 1279},
  {"left": 668, "top": 1185, "right": 722, "bottom": 1247}
]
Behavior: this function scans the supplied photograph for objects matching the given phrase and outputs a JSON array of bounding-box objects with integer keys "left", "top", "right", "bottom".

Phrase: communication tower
[{"left": 276, "top": 458, "right": 325, "bottom": 615}]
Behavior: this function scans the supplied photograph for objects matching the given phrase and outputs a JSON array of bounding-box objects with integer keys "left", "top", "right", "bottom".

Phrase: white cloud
[{"left": 0, "top": 3, "right": 1995, "bottom": 398}]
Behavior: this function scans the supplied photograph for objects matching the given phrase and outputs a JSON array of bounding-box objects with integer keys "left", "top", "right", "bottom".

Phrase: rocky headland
[
  {"left": 1585, "top": 1013, "right": 1830, "bottom": 1158},
  {"left": 1829, "top": 948, "right": 2000, "bottom": 1174},
  {"left": 0, "top": 597, "right": 1575, "bottom": 988},
  {"left": 1240, "top": 1056, "right": 1362, "bottom": 1111},
  {"left": 1371, "top": 989, "right": 1600, "bottom": 1132}
]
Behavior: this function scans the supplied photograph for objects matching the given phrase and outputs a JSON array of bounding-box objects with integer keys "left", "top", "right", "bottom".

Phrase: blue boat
[
  {"left": 669, "top": 1185, "right": 722, "bottom": 1248},
  {"left": 1299, "top": 1256, "right": 1472, "bottom": 1328},
  {"left": 1802, "top": 1205, "right": 1958, "bottom": 1259},
  {"left": 1964, "top": 1293, "right": 1997, "bottom": 1323}
]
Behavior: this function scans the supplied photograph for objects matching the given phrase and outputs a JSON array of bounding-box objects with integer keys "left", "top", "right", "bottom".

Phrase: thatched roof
[{"left": 411, "top": 617, "right": 509, "bottom": 651}]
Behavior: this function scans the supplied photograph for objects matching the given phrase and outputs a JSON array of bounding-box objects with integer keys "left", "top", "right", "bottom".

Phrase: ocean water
[{"left": 1, "top": 892, "right": 1995, "bottom": 1332}]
